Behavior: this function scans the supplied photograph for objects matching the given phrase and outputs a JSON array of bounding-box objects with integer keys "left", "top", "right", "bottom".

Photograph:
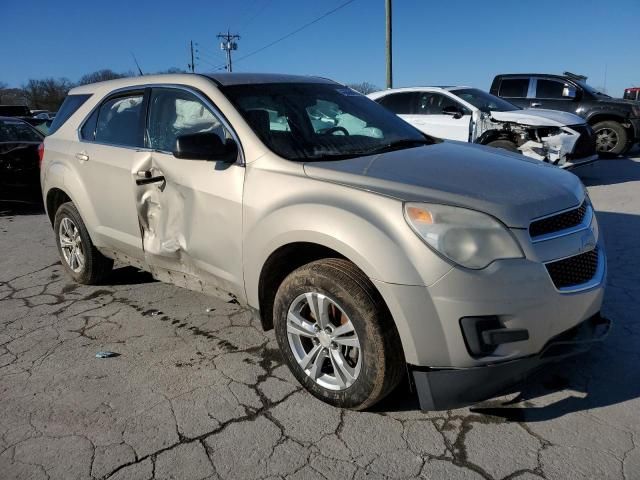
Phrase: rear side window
[
  {"left": 49, "top": 94, "right": 91, "bottom": 135},
  {"left": 80, "top": 108, "right": 99, "bottom": 141},
  {"left": 535, "top": 79, "right": 566, "bottom": 99},
  {"left": 498, "top": 79, "right": 529, "bottom": 98},
  {"left": 377, "top": 92, "right": 415, "bottom": 114},
  {"left": 95, "top": 93, "right": 144, "bottom": 147}
]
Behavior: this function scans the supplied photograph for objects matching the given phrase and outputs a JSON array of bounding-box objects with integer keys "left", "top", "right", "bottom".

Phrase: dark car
[
  {"left": 0, "top": 116, "right": 44, "bottom": 200},
  {"left": 0, "top": 105, "right": 31, "bottom": 117},
  {"left": 491, "top": 73, "right": 640, "bottom": 155}
]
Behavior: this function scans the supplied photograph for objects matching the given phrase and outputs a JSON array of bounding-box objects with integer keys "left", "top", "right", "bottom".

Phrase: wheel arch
[{"left": 475, "top": 129, "right": 518, "bottom": 146}]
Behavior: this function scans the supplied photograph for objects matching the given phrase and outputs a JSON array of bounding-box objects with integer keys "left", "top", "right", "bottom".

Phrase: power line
[
  {"left": 237, "top": 0, "right": 272, "bottom": 31},
  {"left": 233, "top": 0, "right": 356, "bottom": 66}
]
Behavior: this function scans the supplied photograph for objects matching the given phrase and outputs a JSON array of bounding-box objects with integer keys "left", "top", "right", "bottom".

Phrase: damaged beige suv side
[{"left": 42, "top": 74, "right": 609, "bottom": 410}]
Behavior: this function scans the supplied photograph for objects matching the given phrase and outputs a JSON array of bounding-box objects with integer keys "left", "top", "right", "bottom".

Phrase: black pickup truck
[{"left": 491, "top": 73, "right": 640, "bottom": 155}]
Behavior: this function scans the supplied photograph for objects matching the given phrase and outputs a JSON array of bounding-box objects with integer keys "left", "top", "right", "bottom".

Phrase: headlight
[{"left": 404, "top": 203, "right": 523, "bottom": 269}]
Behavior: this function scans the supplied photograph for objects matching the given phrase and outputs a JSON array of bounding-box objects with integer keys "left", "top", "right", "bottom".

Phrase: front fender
[{"left": 243, "top": 185, "right": 453, "bottom": 310}]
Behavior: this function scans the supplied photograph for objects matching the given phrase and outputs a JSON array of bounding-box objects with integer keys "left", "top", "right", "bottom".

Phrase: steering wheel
[{"left": 320, "top": 126, "right": 350, "bottom": 136}]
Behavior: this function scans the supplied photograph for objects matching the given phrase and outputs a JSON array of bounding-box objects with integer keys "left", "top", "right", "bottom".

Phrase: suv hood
[
  {"left": 303, "top": 141, "right": 584, "bottom": 229},
  {"left": 490, "top": 108, "right": 585, "bottom": 127}
]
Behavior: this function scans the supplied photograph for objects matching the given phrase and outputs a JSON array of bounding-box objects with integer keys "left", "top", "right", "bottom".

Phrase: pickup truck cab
[
  {"left": 41, "top": 74, "right": 609, "bottom": 410},
  {"left": 491, "top": 73, "right": 640, "bottom": 155}
]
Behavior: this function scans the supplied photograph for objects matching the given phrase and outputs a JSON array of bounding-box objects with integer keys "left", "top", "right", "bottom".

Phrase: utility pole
[
  {"left": 188, "top": 40, "right": 196, "bottom": 73},
  {"left": 218, "top": 30, "right": 240, "bottom": 72},
  {"left": 385, "top": 0, "right": 392, "bottom": 89}
]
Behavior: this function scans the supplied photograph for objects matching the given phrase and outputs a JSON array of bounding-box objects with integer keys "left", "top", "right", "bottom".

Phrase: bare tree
[
  {"left": 78, "top": 69, "right": 128, "bottom": 86},
  {"left": 22, "top": 78, "right": 73, "bottom": 111},
  {"left": 346, "top": 82, "right": 380, "bottom": 95}
]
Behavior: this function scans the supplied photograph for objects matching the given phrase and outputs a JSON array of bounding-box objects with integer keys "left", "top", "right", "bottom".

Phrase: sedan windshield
[
  {"left": 220, "top": 82, "right": 433, "bottom": 161},
  {"left": 453, "top": 88, "right": 520, "bottom": 113}
]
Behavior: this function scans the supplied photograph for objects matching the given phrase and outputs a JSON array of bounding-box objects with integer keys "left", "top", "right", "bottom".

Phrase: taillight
[{"left": 38, "top": 143, "right": 44, "bottom": 168}]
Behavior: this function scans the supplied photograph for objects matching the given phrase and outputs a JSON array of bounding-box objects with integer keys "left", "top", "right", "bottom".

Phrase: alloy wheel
[
  {"left": 595, "top": 127, "right": 619, "bottom": 152},
  {"left": 59, "top": 217, "right": 85, "bottom": 273},
  {"left": 286, "top": 292, "right": 362, "bottom": 390}
]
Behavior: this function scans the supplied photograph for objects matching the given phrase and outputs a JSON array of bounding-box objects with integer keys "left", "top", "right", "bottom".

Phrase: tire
[
  {"left": 54, "top": 202, "right": 113, "bottom": 284},
  {"left": 273, "top": 259, "right": 404, "bottom": 410},
  {"left": 485, "top": 139, "right": 519, "bottom": 153},
  {"left": 592, "top": 121, "right": 628, "bottom": 156}
]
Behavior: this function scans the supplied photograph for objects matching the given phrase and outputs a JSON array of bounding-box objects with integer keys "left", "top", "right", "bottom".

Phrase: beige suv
[{"left": 41, "top": 74, "right": 609, "bottom": 410}]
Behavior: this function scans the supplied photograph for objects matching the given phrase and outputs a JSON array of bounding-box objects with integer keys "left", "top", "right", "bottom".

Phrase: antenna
[{"left": 130, "top": 52, "right": 144, "bottom": 76}]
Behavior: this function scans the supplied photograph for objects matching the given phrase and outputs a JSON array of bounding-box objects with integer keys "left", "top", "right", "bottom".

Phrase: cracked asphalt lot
[{"left": 1, "top": 154, "right": 640, "bottom": 480}]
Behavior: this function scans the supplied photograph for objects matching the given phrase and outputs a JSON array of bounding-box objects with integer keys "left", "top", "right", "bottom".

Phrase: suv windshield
[
  {"left": 220, "top": 82, "right": 432, "bottom": 161},
  {"left": 575, "top": 80, "right": 611, "bottom": 98},
  {"left": 454, "top": 88, "right": 520, "bottom": 113}
]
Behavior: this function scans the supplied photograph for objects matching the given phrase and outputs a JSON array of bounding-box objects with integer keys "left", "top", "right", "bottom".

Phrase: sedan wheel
[{"left": 287, "top": 292, "right": 362, "bottom": 390}]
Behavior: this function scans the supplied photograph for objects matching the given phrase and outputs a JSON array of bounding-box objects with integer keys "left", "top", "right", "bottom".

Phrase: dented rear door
[{"left": 133, "top": 86, "right": 245, "bottom": 301}]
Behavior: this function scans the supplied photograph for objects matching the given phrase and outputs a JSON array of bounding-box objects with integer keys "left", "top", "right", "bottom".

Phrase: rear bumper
[{"left": 411, "top": 313, "right": 611, "bottom": 410}]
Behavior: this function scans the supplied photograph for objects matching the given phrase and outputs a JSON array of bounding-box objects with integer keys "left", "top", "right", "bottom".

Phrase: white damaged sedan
[{"left": 369, "top": 86, "right": 599, "bottom": 168}]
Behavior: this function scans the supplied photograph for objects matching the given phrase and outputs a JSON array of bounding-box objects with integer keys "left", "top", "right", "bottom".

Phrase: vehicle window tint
[
  {"left": 95, "top": 93, "right": 144, "bottom": 147},
  {"left": 80, "top": 108, "right": 99, "bottom": 141},
  {"left": 147, "top": 88, "right": 228, "bottom": 153},
  {"left": 416, "top": 93, "right": 466, "bottom": 115},
  {"left": 498, "top": 79, "right": 528, "bottom": 98},
  {"left": 377, "top": 93, "right": 415, "bottom": 114},
  {"left": 48, "top": 94, "right": 91, "bottom": 135},
  {"left": 0, "top": 119, "right": 43, "bottom": 142},
  {"left": 536, "top": 79, "right": 566, "bottom": 99}
]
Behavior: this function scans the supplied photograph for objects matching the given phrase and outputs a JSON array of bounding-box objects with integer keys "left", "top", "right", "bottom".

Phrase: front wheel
[
  {"left": 593, "top": 120, "right": 628, "bottom": 156},
  {"left": 485, "top": 139, "right": 519, "bottom": 153},
  {"left": 273, "top": 259, "right": 404, "bottom": 410},
  {"left": 54, "top": 202, "right": 113, "bottom": 284}
]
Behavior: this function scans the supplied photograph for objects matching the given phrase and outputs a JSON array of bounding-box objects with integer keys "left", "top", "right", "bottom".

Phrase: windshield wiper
[{"left": 359, "top": 138, "right": 433, "bottom": 156}]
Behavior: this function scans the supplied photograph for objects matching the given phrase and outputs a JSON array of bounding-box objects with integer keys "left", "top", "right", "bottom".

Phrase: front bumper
[{"left": 411, "top": 313, "right": 611, "bottom": 410}]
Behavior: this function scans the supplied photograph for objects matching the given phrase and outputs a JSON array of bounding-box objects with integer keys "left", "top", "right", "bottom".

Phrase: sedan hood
[
  {"left": 303, "top": 141, "right": 584, "bottom": 228},
  {"left": 490, "top": 108, "right": 585, "bottom": 127}
]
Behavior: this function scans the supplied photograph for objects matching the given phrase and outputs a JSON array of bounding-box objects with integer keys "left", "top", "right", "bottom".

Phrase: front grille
[
  {"left": 545, "top": 248, "right": 599, "bottom": 289},
  {"left": 566, "top": 124, "right": 597, "bottom": 160},
  {"left": 529, "top": 202, "right": 587, "bottom": 238}
]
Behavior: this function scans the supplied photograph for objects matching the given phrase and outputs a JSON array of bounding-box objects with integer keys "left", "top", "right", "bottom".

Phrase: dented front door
[{"left": 133, "top": 86, "right": 245, "bottom": 302}]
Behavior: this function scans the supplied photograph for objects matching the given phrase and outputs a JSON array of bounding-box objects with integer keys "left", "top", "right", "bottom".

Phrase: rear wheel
[
  {"left": 593, "top": 120, "right": 628, "bottom": 156},
  {"left": 486, "top": 139, "right": 519, "bottom": 153},
  {"left": 273, "top": 259, "right": 404, "bottom": 410},
  {"left": 54, "top": 202, "right": 113, "bottom": 284}
]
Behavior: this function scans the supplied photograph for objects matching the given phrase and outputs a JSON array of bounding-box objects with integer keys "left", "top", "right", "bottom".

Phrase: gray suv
[{"left": 41, "top": 73, "right": 609, "bottom": 410}]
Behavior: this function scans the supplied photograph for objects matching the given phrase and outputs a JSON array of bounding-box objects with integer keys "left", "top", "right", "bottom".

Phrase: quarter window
[
  {"left": 498, "top": 79, "right": 529, "bottom": 98},
  {"left": 535, "top": 79, "right": 567, "bottom": 99},
  {"left": 147, "top": 88, "right": 228, "bottom": 153},
  {"left": 94, "top": 93, "right": 144, "bottom": 147}
]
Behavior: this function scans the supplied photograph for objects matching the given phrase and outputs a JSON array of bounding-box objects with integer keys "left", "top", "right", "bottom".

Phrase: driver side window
[
  {"left": 147, "top": 88, "right": 229, "bottom": 153},
  {"left": 416, "top": 93, "right": 467, "bottom": 115}
]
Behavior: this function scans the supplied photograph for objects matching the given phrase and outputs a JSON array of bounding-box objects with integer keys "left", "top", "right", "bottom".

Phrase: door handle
[
  {"left": 136, "top": 175, "right": 166, "bottom": 186},
  {"left": 75, "top": 152, "right": 89, "bottom": 161},
  {"left": 530, "top": 102, "right": 542, "bottom": 108}
]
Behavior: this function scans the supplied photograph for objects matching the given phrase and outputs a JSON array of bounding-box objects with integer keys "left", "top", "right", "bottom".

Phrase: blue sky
[{"left": 2, "top": 0, "right": 639, "bottom": 95}]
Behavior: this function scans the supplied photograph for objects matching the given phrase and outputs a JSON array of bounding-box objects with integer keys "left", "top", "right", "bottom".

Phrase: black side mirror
[
  {"left": 173, "top": 132, "right": 238, "bottom": 163},
  {"left": 442, "top": 105, "right": 464, "bottom": 119}
]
